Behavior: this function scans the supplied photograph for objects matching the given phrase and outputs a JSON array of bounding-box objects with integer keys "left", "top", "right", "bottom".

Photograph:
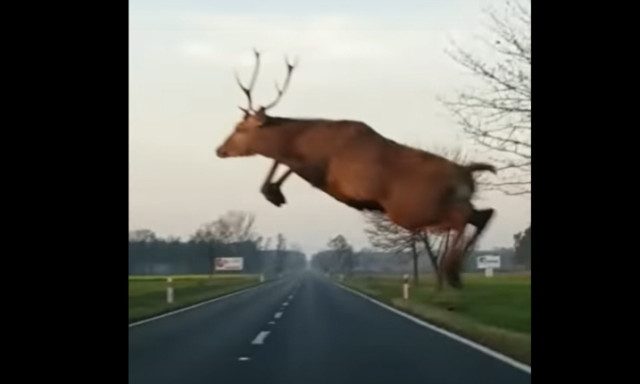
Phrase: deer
[{"left": 215, "top": 49, "right": 497, "bottom": 288}]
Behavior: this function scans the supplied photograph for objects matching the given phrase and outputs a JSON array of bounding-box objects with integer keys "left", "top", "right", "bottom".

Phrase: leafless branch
[
  {"left": 440, "top": 0, "right": 531, "bottom": 196},
  {"left": 191, "top": 210, "right": 259, "bottom": 244},
  {"left": 362, "top": 211, "right": 451, "bottom": 274}
]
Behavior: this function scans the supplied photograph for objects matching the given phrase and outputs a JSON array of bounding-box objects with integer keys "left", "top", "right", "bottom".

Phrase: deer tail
[{"left": 464, "top": 162, "right": 497, "bottom": 174}]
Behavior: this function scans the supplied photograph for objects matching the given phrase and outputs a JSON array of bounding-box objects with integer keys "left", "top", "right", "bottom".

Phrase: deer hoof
[{"left": 262, "top": 184, "right": 287, "bottom": 206}]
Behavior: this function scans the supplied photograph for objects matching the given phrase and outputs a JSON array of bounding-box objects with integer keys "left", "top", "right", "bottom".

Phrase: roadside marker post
[
  {"left": 402, "top": 274, "right": 410, "bottom": 300},
  {"left": 167, "top": 277, "right": 174, "bottom": 304}
]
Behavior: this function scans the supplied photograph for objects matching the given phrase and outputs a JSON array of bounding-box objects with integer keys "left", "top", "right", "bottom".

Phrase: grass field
[
  {"left": 342, "top": 272, "right": 531, "bottom": 365},
  {"left": 129, "top": 274, "right": 261, "bottom": 323}
]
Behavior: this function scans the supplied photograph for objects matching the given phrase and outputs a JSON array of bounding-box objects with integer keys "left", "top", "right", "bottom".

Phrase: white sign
[
  {"left": 476, "top": 255, "right": 501, "bottom": 269},
  {"left": 214, "top": 257, "right": 244, "bottom": 271}
]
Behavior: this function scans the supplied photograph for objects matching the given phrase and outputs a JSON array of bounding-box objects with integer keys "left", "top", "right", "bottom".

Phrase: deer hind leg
[
  {"left": 441, "top": 228, "right": 467, "bottom": 289},
  {"left": 441, "top": 208, "right": 495, "bottom": 289},
  {"left": 462, "top": 208, "right": 495, "bottom": 255}
]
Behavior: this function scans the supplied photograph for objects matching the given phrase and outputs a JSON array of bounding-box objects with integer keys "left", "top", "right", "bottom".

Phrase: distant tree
[
  {"left": 363, "top": 211, "right": 423, "bottom": 285},
  {"left": 441, "top": 0, "right": 531, "bottom": 196},
  {"left": 191, "top": 210, "right": 261, "bottom": 275},
  {"left": 192, "top": 210, "right": 259, "bottom": 244},
  {"left": 289, "top": 242, "right": 303, "bottom": 253},
  {"left": 129, "top": 229, "right": 157, "bottom": 242},
  {"left": 513, "top": 224, "right": 531, "bottom": 269},
  {"left": 129, "top": 229, "right": 159, "bottom": 261},
  {"left": 166, "top": 235, "right": 181, "bottom": 243},
  {"left": 262, "top": 236, "right": 273, "bottom": 251},
  {"left": 275, "top": 233, "right": 287, "bottom": 275},
  {"left": 327, "top": 234, "right": 355, "bottom": 276},
  {"left": 310, "top": 250, "right": 333, "bottom": 273}
]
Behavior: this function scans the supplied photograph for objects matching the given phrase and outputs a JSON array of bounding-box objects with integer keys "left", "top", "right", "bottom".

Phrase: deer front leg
[{"left": 260, "top": 161, "right": 294, "bottom": 207}]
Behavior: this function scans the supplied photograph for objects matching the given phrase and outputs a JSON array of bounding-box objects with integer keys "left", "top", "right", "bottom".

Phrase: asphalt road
[{"left": 129, "top": 271, "right": 531, "bottom": 384}]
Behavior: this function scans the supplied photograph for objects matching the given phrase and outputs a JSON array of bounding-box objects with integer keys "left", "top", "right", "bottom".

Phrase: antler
[
  {"left": 235, "top": 48, "right": 261, "bottom": 113},
  {"left": 262, "top": 55, "right": 298, "bottom": 111}
]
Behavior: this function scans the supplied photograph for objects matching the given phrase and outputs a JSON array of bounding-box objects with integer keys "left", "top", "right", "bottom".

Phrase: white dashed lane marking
[{"left": 251, "top": 331, "right": 270, "bottom": 345}]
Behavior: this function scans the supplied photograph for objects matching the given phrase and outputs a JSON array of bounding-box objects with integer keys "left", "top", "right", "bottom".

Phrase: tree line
[{"left": 129, "top": 210, "right": 305, "bottom": 276}]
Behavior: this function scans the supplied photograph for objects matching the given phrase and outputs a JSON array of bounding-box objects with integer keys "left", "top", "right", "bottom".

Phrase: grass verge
[
  {"left": 341, "top": 273, "right": 531, "bottom": 366},
  {"left": 129, "top": 274, "right": 261, "bottom": 324}
]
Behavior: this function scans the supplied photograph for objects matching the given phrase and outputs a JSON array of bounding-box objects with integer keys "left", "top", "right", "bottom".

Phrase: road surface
[{"left": 129, "top": 272, "right": 531, "bottom": 384}]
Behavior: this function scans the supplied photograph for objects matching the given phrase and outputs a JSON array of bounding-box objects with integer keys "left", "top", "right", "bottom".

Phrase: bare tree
[
  {"left": 191, "top": 210, "right": 260, "bottom": 275},
  {"left": 275, "top": 233, "right": 287, "bottom": 275},
  {"left": 417, "top": 230, "right": 450, "bottom": 291},
  {"left": 192, "top": 210, "right": 258, "bottom": 244},
  {"left": 440, "top": 0, "right": 531, "bottom": 196},
  {"left": 363, "top": 211, "right": 454, "bottom": 290},
  {"left": 327, "top": 234, "right": 355, "bottom": 276},
  {"left": 513, "top": 224, "right": 531, "bottom": 269},
  {"left": 261, "top": 236, "right": 272, "bottom": 251},
  {"left": 363, "top": 211, "right": 422, "bottom": 284}
]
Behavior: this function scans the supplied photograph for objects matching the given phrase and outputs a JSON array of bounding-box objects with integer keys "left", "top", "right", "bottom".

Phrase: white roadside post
[
  {"left": 402, "top": 274, "right": 410, "bottom": 300},
  {"left": 166, "top": 277, "right": 174, "bottom": 304},
  {"left": 260, "top": 273, "right": 265, "bottom": 283}
]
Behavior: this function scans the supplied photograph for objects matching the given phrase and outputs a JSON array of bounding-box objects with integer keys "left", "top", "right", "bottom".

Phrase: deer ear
[{"left": 254, "top": 106, "right": 268, "bottom": 126}]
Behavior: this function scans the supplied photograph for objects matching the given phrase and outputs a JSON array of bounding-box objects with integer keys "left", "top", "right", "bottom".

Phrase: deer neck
[{"left": 253, "top": 120, "right": 312, "bottom": 163}]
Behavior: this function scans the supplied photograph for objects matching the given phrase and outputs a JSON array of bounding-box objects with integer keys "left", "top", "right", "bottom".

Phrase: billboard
[
  {"left": 214, "top": 257, "right": 244, "bottom": 271},
  {"left": 476, "top": 255, "right": 501, "bottom": 269}
]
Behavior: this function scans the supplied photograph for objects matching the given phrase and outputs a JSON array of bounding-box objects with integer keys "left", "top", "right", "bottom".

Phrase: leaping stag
[{"left": 216, "top": 49, "right": 497, "bottom": 288}]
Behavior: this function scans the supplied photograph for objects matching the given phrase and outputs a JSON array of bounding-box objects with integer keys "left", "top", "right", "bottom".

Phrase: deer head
[{"left": 216, "top": 49, "right": 297, "bottom": 158}]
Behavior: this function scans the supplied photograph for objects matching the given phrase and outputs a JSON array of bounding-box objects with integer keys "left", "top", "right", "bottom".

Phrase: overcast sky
[{"left": 129, "top": 0, "right": 531, "bottom": 255}]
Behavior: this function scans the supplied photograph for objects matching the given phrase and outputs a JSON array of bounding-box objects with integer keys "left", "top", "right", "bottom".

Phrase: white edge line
[
  {"left": 129, "top": 281, "right": 271, "bottom": 328},
  {"left": 274, "top": 311, "right": 283, "bottom": 319},
  {"left": 335, "top": 282, "right": 531, "bottom": 374}
]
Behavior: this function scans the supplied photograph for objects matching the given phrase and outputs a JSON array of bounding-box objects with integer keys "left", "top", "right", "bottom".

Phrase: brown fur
[
  {"left": 215, "top": 50, "right": 497, "bottom": 288},
  {"left": 217, "top": 113, "right": 496, "bottom": 286}
]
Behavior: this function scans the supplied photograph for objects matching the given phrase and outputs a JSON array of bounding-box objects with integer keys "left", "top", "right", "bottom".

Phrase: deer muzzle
[{"left": 216, "top": 146, "right": 229, "bottom": 158}]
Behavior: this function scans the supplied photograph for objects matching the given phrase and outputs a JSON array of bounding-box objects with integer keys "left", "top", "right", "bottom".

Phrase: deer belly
[
  {"left": 325, "top": 163, "right": 379, "bottom": 201},
  {"left": 383, "top": 182, "right": 447, "bottom": 230},
  {"left": 325, "top": 179, "right": 361, "bottom": 206},
  {"left": 291, "top": 163, "right": 329, "bottom": 190}
]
